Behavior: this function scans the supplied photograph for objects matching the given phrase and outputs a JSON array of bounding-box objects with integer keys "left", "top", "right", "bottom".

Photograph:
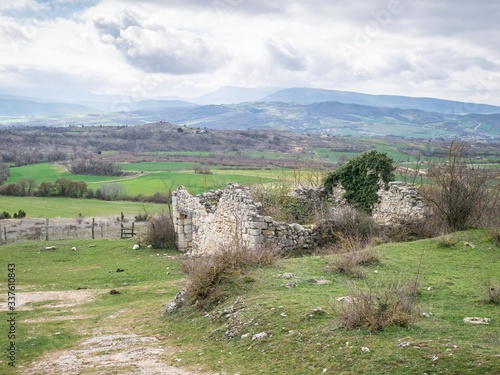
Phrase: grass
[
  {"left": 4, "top": 162, "right": 278, "bottom": 196},
  {"left": 0, "top": 196, "right": 163, "bottom": 218},
  {"left": 0, "top": 229, "right": 498, "bottom": 374}
]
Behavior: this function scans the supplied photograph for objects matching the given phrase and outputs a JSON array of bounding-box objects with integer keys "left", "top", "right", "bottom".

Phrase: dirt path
[
  {"left": 10, "top": 291, "right": 211, "bottom": 375},
  {"left": 21, "top": 334, "right": 206, "bottom": 375}
]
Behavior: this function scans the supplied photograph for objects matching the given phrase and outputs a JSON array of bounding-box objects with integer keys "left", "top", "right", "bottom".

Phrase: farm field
[
  {"left": 0, "top": 196, "right": 163, "bottom": 219},
  {"left": 0, "top": 229, "right": 498, "bottom": 374}
]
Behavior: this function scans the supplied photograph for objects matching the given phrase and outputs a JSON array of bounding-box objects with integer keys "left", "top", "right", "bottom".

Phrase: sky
[{"left": 0, "top": 0, "right": 499, "bottom": 105}]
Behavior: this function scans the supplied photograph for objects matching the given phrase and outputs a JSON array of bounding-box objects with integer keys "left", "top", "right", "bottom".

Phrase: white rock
[
  {"left": 361, "top": 346, "right": 370, "bottom": 353},
  {"left": 71, "top": 247, "right": 77, "bottom": 251},
  {"left": 252, "top": 332, "right": 268, "bottom": 341},
  {"left": 132, "top": 244, "right": 140, "bottom": 250}
]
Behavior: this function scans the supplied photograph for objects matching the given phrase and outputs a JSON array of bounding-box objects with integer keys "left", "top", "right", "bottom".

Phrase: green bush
[{"left": 324, "top": 151, "right": 395, "bottom": 214}]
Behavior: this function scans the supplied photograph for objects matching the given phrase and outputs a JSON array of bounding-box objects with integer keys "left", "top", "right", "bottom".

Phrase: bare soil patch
[{"left": 21, "top": 334, "right": 208, "bottom": 375}]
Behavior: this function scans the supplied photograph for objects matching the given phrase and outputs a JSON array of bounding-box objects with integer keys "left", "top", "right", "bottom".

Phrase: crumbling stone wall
[
  {"left": 172, "top": 183, "right": 318, "bottom": 254},
  {"left": 172, "top": 181, "right": 429, "bottom": 254},
  {"left": 373, "top": 181, "right": 430, "bottom": 224}
]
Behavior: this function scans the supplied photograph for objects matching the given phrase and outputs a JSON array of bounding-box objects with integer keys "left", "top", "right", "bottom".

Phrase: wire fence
[{"left": 0, "top": 216, "right": 148, "bottom": 245}]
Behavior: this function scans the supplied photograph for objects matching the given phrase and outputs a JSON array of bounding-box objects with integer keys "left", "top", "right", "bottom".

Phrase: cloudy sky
[{"left": 1, "top": 0, "right": 499, "bottom": 105}]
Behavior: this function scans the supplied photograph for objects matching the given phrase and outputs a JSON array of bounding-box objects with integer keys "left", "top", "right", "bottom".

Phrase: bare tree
[{"left": 420, "top": 140, "right": 499, "bottom": 232}]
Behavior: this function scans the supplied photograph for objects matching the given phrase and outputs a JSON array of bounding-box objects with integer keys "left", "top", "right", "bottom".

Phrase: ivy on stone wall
[{"left": 324, "top": 151, "right": 396, "bottom": 214}]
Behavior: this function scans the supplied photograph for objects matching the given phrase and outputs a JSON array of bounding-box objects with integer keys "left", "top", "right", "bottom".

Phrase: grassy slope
[
  {"left": 0, "top": 230, "right": 498, "bottom": 374},
  {"left": 164, "top": 229, "right": 500, "bottom": 374}
]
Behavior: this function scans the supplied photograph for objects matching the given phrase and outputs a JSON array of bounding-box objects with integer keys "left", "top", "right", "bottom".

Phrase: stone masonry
[
  {"left": 172, "top": 181, "right": 429, "bottom": 254},
  {"left": 172, "top": 183, "right": 318, "bottom": 254}
]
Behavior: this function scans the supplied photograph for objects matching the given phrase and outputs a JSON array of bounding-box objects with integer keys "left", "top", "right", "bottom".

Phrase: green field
[
  {"left": 4, "top": 162, "right": 279, "bottom": 196},
  {"left": 0, "top": 229, "right": 498, "bottom": 374},
  {"left": 0, "top": 196, "right": 163, "bottom": 218}
]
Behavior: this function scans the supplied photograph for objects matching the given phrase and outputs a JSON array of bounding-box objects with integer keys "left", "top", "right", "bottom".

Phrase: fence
[{"left": 0, "top": 216, "right": 147, "bottom": 245}]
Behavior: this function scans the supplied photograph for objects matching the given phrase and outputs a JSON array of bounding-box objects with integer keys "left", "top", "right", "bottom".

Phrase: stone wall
[
  {"left": 172, "top": 183, "right": 318, "bottom": 254},
  {"left": 373, "top": 181, "right": 430, "bottom": 224},
  {"left": 172, "top": 181, "right": 429, "bottom": 254}
]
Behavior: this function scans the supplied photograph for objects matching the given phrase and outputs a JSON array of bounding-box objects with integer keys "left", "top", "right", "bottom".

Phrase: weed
[
  {"left": 144, "top": 211, "right": 175, "bottom": 249},
  {"left": 327, "top": 235, "right": 379, "bottom": 278},
  {"left": 316, "top": 206, "right": 379, "bottom": 246},
  {"left": 179, "top": 245, "right": 281, "bottom": 310},
  {"left": 335, "top": 279, "right": 420, "bottom": 332},
  {"left": 436, "top": 234, "right": 458, "bottom": 248}
]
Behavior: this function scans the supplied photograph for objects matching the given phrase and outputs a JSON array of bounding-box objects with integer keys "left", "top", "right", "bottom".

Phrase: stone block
[
  {"left": 250, "top": 228, "right": 262, "bottom": 236},
  {"left": 249, "top": 235, "right": 263, "bottom": 244}
]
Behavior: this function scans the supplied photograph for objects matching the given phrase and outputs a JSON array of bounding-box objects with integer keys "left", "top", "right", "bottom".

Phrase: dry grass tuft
[
  {"left": 327, "top": 235, "right": 379, "bottom": 278},
  {"left": 179, "top": 244, "right": 281, "bottom": 310},
  {"left": 335, "top": 280, "right": 420, "bottom": 331}
]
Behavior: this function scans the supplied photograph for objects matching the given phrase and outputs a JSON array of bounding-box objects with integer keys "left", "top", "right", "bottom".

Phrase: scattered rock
[
  {"left": 166, "top": 290, "right": 186, "bottom": 314},
  {"left": 110, "top": 289, "right": 121, "bottom": 295},
  {"left": 361, "top": 346, "right": 370, "bottom": 353},
  {"left": 88, "top": 245, "right": 96, "bottom": 248},
  {"left": 285, "top": 282, "right": 297, "bottom": 288},
  {"left": 308, "top": 307, "right": 326, "bottom": 318},
  {"left": 252, "top": 332, "right": 268, "bottom": 341},
  {"left": 147, "top": 245, "right": 153, "bottom": 248},
  {"left": 463, "top": 317, "right": 490, "bottom": 324},
  {"left": 463, "top": 241, "right": 476, "bottom": 249},
  {"left": 241, "top": 333, "right": 250, "bottom": 340},
  {"left": 132, "top": 244, "right": 140, "bottom": 250},
  {"left": 71, "top": 246, "right": 77, "bottom": 251},
  {"left": 44, "top": 246, "right": 56, "bottom": 250},
  {"left": 422, "top": 312, "right": 432, "bottom": 318}
]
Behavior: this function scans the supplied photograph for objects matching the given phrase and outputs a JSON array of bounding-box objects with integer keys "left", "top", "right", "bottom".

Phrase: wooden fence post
[
  {"left": 0, "top": 224, "right": 2, "bottom": 245},
  {"left": 92, "top": 218, "right": 95, "bottom": 240},
  {"left": 3, "top": 226, "right": 6, "bottom": 244},
  {"left": 45, "top": 218, "right": 49, "bottom": 241}
]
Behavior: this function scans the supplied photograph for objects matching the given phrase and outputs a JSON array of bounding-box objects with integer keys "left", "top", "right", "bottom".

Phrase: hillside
[{"left": 0, "top": 230, "right": 498, "bottom": 374}]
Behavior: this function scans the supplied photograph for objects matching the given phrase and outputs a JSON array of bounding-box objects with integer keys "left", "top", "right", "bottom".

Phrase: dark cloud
[{"left": 93, "top": 11, "right": 227, "bottom": 75}]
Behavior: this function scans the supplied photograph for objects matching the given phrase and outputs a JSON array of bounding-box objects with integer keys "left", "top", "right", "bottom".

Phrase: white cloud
[{"left": 0, "top": 0, "right": 499, "bottom": 105}]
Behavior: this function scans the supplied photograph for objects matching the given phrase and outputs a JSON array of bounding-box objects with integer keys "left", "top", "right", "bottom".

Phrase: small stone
[
  {"left": 361, "top": 347, "right": 370, "bottom": 353},
  {"left": 132, "top": 244, "right": 140, "bottom": 250},
  {"left": 463, "top": 317, "right": 490, "bottom": 324},
  {"left": 252, "top": 332, "right": 268, "bottom": 341},
  {"left": 241, "top": 333, "right": 250, "bottom": 339}
]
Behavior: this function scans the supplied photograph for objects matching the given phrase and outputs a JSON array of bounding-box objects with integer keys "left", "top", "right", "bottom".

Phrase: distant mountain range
[{"left": 1, "top": 87, "right": 499, "bottom": 139}]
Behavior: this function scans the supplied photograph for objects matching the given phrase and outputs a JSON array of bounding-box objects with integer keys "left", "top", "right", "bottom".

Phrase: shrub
[
  {"left": 420, "top": 140, "right": 499, "bottom": 232},
  {"left": 324, "top": 151, "right": 396, "bottom": 214},
  {"left": 143, "top": 211, "right": 176, "bottom": 249},
  {"left": 179, "top": 245, "right": 281, "bottom": 310},
  {"left": 335, "top": 280, "right": 420, "bottom": 332},
  {"left": 251, "top": 183, "right": 315, "bottom": 223},
  {"left": 491, "top": 228, "right": 500, "bottom": 247},
  {"left": 0, "top": 211, "right": 11, "bottom": 220},
  {"left": 328, "top": 236, "right": 379, "bottom": 278},
  {"left": 436, "top": 234, "right": 458, "bottom": 248},
  {"left": 193, "top": 164, "right": 213, "bottom": 175},
  {"left": 316, "top": 206, "right": 379, "bottom": 246}
]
